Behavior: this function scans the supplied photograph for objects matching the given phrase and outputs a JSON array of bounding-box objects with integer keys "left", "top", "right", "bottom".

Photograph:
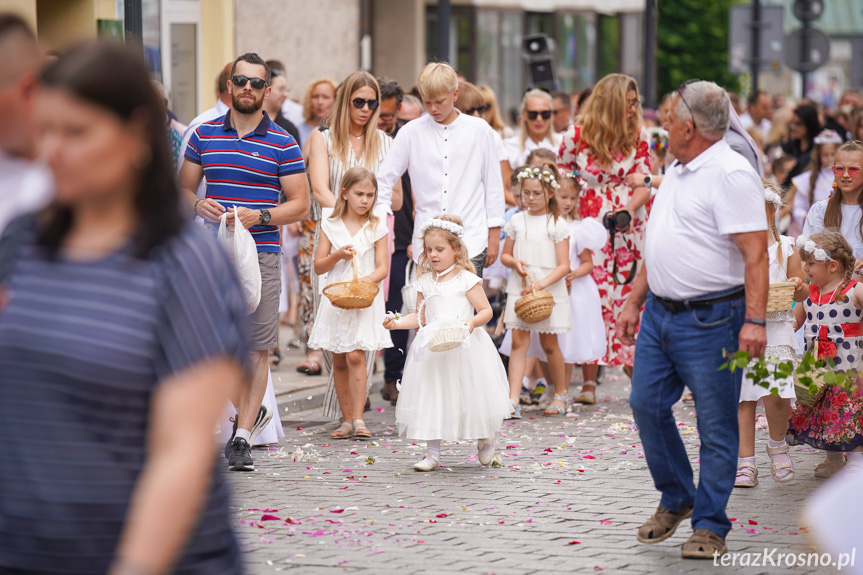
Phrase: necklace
[
  {"left": 434, "top": 263, "right": 457, "bottom": 281},
  {"left": 349, "top": 131, "right": 365, "bottom": 139}
]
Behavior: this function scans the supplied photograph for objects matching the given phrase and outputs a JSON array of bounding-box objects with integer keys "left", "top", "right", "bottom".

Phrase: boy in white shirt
[{"left": 376, "top": 62, "right": 505, "bottom": 276}]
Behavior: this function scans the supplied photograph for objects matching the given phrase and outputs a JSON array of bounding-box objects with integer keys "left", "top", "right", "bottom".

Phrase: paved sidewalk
[{"left": 227, "top": 367, "right": 844, "bottom": 575}]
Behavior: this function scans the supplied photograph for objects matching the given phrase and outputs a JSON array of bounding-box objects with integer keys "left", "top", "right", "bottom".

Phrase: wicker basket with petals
[
  {"left": 514, "top": 272, "right": 554, "bottom": 324},
  {"left": 323, "top": 253, "right": 379, "bottom": 310},
  {"left": 767, "top": 282, "right": 796, "bottom": 314}
]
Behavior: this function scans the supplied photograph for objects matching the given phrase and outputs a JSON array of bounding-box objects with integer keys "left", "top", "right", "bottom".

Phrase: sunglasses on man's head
[
  {"left": 676, "top": 78, "right": 700, "bottom": 131},
  {"left": 833, "top": 166, "right": 862, "bottom": 177},
  {"left": 525, "top": 110, "right": 552, "bottom": 120},
  {"left": 352, "top": 98, "right": 380, "bottom": 111},
  {"left": 465, "top": 104, "right": 491, "bottom": 117},
  {"left": 232, "top": 75, "right": 268, "bottom": 91}
]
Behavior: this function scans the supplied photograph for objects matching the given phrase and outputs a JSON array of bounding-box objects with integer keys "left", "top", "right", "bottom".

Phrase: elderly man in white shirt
[
  {"left": 376, "top": 63, "right": 505, "bottom": 276},
  {"left": 617, "top": 81, "right": 768, "bottom": 560}
]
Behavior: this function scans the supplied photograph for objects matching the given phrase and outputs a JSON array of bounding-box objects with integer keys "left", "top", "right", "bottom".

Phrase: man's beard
[{"left": 233, "top": 93, "right": 262, "bottom": 114}]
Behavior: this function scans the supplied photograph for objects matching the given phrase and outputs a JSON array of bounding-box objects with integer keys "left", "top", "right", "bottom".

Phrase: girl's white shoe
[
  {"left": 413, "top": 454, "right": 440, "bottom": 472},
  {"left": 477, "top": 438, "right": 495, "bottom": 466}
]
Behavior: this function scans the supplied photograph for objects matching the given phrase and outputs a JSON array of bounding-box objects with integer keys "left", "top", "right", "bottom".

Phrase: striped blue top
[
  {"left": 185, "top": 110, "right": 305, "bottom": 252},
  {"left": 0, "top": 217, "right": 249, "bottom": 574}
]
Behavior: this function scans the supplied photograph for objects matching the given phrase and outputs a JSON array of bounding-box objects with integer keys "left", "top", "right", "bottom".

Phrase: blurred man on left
[{"left": 0, "top": 13, "right": 52, "bottom": 234}]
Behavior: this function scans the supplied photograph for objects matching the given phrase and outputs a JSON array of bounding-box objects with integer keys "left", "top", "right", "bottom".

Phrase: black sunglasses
[
  {"left": 352, "top": 98, "right": 380, "bottom": 111},
  {"left": 232, "top": 75, "right": 268, "bottom": 91},
  {"left": 465, "top": 104, "right": 491, "bottom": 117},
  {"left": 525, "top": 110, "right": 552, "bottom": 120},
  {"left": 676, "top": 79, "right": 700, "bottom": 132}
]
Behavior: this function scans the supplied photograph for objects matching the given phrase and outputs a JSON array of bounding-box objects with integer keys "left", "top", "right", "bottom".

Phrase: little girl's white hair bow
[
  {"left": 419, "top": 218, "right": 464, "bottom": 238},
  {"left": 796, "top": 235, "right": 832, "bottom": 262},
  {"left": 764, "top": 188, "right": 782, "bottom": 208}
]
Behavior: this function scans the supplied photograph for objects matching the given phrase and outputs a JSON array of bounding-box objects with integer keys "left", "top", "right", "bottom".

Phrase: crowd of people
[{"left": 1, "top": 10, "right": 862, "bottom": 573}]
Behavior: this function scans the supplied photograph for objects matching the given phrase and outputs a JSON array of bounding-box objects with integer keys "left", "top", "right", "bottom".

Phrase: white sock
[
  {"left": 427, "top": 439, "right": 441, "bottom": 459},
  {"left": 739, "top": 456, "right": 756, "bottom": 465},
  {"left": 235, "top": 428, "right": 251, "bottom": 443},
  {"left": 522, "top": 377, "right": 531, "bottom": 388},
  {"left": 846, "top": 452, "right": 863, "bottom": 463},
  {"left": 768, "top": 438, "right": 786, "bottom": 449}
]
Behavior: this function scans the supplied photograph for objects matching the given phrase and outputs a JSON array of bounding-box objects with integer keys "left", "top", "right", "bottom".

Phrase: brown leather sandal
[
  {"left": 681, "top": 528, "right": 727, "bottom": 559},
  {"left": 636, "top": 505, "right": 693, "bottom": 544}
]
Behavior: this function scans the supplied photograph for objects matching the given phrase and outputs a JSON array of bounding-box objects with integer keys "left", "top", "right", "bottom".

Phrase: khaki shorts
[{"left": 249, "top": 252, "right": 281, "bottom": 350}]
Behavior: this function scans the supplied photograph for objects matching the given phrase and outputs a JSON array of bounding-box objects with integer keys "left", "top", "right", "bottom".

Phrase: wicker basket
[
  {"left": 322, "top": 253, "right": 379, "bottom": 310},
  {"left": 427, "top": 321, "right": 467, "bottom": 352},
  {"left": 767, "top": 282, "right": 796, "bottom": 313},
  {"left": 514, "top": 272, "right": 554, "bottom": 324},
  {"left": 793, "top": 339, "right": 831, "bottom": 407}
]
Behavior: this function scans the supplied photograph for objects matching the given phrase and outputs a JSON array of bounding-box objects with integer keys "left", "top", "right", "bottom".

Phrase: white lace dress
[
  {"left": 396, "top": 270, "right": 510, "bottom": 441},
  {"left": 502, "top": 212, "right": 571, "bottom": 333},
  {"left": 308, "top": 217, "right": 392, "bottom": 353},
  {"left": 740, "top": 236, "right": 797, "bottom": 402}
]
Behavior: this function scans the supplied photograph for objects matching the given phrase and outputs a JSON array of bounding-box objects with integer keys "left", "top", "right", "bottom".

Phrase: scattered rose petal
[
  {"left": 330, "top": 509, "right": 345, "bottom": 514},
  {"left": 436, "top": 513, "right": 448, "bottom": 518},
  {"left": 748, "top": 519, "right": 758, "bottom": 525},
  {"left": 296, "top": 426, "right": 303, "bottom": 431},
  {"left": 568, "top": 541, "right": 581, "bottom": 545},
  {"left": 600, "top": 520, "right": 612, "bottom": 525},
  {"left": 260, "top": 515, "right": 280, "bottom": 521}
]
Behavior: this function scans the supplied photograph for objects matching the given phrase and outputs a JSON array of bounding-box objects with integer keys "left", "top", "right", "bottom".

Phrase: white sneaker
[
  {"left": 413, "top": 454, "right": 440, "bottom": 472},
  {"left": 477, "top": 438, "right": 495, "bottom": 466}
]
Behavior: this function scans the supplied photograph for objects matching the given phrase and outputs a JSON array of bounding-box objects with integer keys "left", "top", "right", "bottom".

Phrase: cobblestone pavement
[{"left": 226, "top": 369, "right": 844, "bottom": 575}]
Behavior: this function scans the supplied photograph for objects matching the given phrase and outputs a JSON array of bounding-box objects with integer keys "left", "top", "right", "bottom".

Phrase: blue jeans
[{"left": 629, "top": 287, "right": 745, "bottom": 538}]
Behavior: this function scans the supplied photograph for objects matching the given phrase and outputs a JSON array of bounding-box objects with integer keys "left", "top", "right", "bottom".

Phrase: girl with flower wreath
[
  {"left": 501, "top": 163, "right": 571, "bottom": 417},
  {"left": 787, "top": 230, "right": 863, "bottom": 477},
  {"left": 385, "top": 215, "right": 510, "bottom": 472},
  {"left": 557, "top": 73, "right": 651, "bottom": 376},
  {"left": 734, "top": 182, "right": 809, "bottom": 488}
]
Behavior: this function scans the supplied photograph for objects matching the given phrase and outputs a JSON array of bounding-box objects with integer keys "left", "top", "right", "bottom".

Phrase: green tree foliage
[{"left": 657, "top": 0, "right": 742, "bottom": 99}]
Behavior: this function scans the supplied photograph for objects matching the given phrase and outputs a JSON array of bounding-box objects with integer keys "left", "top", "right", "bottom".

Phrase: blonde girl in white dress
[
  {"left": 309, "top": 167, "right": 392, "bottom": 440},
  {"left": 501, "top": 163, "right": 571, "bottom": 418},
  {"left": 735, "top": 184, "right": 808, "bottom": 488},
  {"left": 385, "top": 215, "right": 510, "bottom": 471}
]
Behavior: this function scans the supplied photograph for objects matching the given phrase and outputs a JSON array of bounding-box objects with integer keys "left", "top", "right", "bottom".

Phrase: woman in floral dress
[{"left": 558, "top": 74, "right": 651, "bottom": 396}]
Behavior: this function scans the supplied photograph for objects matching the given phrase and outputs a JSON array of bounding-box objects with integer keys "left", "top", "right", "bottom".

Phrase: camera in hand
[{"left": 602, "top": 210, "right": 632, "bottom": 233}]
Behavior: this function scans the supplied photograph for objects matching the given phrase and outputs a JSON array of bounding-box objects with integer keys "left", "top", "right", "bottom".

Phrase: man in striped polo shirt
[{"left": 180, "top": 52, "right": 309, "bottom": 471}]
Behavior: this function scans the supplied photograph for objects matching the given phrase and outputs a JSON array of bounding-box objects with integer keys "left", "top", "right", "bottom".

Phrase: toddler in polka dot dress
[{"left": 788, "top": 230, "right": 863, "bottom": 477}]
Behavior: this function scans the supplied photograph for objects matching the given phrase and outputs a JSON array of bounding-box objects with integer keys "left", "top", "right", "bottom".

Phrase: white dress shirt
[
  {"left": 739, "top": 111, "right": 772, "bottom": 138},
  {"left": 503, "top": 134, "right": 559, "bottom": 170},
  {"left": 376, "top": 111, "right": 506, "bottom": 259},
  {"left": 645, "top": 139, "right": 766, "bottom": 300},
  {"left": 0, "top": 153, "right": 53, "bottom": 235}
]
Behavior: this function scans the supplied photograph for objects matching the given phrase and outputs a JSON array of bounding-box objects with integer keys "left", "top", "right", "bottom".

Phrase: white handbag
[
  {"left": 401, "top": 259, "right": 417, "bottom": 315},
  {"left": 218, "top": 212, "right": 262, "bottom": 314}
]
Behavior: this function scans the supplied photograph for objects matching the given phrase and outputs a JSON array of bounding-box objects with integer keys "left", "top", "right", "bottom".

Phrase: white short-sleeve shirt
[{"left": 645, "top": 139, "right": 767, "bottom": 300}]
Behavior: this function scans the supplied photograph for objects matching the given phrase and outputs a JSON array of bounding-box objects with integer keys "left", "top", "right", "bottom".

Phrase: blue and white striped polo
[{"left": 185, "top": 109, "right": 305, "bottom": 252}]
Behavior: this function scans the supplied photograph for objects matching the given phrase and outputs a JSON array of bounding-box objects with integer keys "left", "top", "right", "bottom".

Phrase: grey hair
[
  {"left": 402, "top": 93, "right": 424, "bottom": 113},
  {"left": 674, "top": 81, "right": 729, "bottom": 141}
]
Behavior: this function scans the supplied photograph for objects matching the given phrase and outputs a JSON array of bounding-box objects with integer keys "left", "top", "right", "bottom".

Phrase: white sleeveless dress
[
  {"left": 396, "top": 270, "right": 511, "bottom": 441},
  {"left": 308, "top": 217, "right": 392, "bottom": 353}
]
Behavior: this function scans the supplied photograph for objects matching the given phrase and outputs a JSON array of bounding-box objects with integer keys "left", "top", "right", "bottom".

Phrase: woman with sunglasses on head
[
  {"left": 803, "top": 140, "right": 863, "bottom": 274},
  {"left": 307, "top": 71, "right": 402, "bottom": 421},
  {"left": 503, "top": 89, "right": 559, "bottom": 176},
  {"left": 557, "top": 73, "right": 651, "bottom": 400}
]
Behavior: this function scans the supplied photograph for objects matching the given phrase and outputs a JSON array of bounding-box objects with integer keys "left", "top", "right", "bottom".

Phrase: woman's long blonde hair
[
  {"left": 519, "top": 89, "right": 558, "bottom": 153},
  {"left": 478, "top": 85, "right": 508, "bottom": 133},
  {"left": 327, "top": 71, "right": 382, "bottom": 170},
  {"left": 329, "top": 166, "right": 380, "bottom": 232},
  {"left": 302, "top": 77, "right": 337, "bottom": 124},
  {"left": 417, "top": 214, "right": 476, "bottom": 277},
  {"left": 578, "top": 73, "right": 642, "bottom": 167}
]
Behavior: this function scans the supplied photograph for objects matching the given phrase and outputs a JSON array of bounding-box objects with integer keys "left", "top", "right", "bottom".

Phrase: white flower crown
[
  {"left": 516, "top": 167, "right": 560, "bottom": 190},
  {"left": 813, "top": 129, "right": 843, "bottom": 146},
  {"left": 419, "top": 218, "right": 464, "bottom": 238},
  {"left": 796, "top": 234, "right": 832, "bottom": 262},
  {"left": 764, "top": 188, "right": 782, "bottom": 208}
]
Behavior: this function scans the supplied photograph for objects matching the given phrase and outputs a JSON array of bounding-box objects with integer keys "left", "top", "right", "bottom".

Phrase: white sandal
[
  {"left": 477, "top": 438, "right": 495, "bottom": 466},
  {"left": 765, "top": 443, "right": 795, "bottom": 483},
  {"left": 734, "top": 461, "right": 758, "bottom": 488}
]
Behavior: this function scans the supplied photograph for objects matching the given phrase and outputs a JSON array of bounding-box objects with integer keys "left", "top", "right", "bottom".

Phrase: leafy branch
[{"left": 720, "top": 349, "right": 855, "bottom": 397}]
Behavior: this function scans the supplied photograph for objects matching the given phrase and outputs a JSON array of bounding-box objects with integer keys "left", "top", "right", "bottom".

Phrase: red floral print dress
[{"left": 557, "top": 125, "right": 651, "bottom": 367}]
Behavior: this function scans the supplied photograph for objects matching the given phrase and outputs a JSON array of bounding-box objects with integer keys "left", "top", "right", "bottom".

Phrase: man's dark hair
[
  {"left": 266, "top": 59, "right": 286, "bottom": 73},
  {"left": 0, "top": 12, "right": 36, "bottom": 41},
  {"left": 378, "top": 77, "right": 403, "bottom": 107},
  {"left": 551, "top": 90, "right": 571, "bottom": 110},
  {"left": 747, "top": 89, "right": 767, "bottom": 107},
  {"left": 231, "top": 52, "right": 270, "bottom": 84},
  {"left": 217, "top": 63, "right": 231, "bottom": 95}
]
